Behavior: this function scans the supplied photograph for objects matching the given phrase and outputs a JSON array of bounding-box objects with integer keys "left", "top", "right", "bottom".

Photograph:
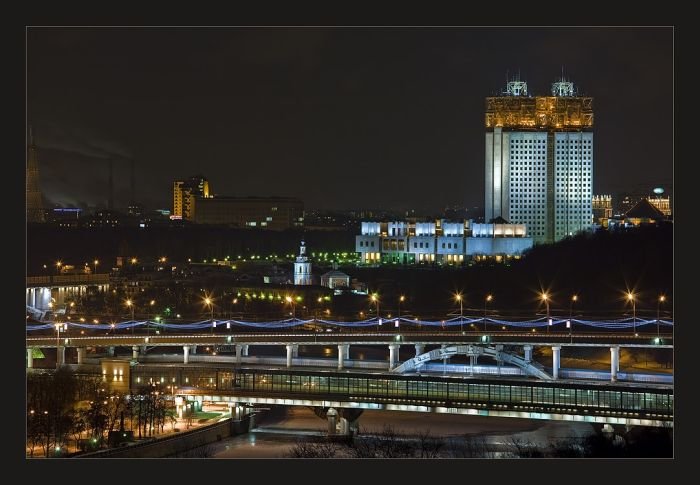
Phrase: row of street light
[{"left": 366, "top": 291, "right": 669, "bottom": 337}]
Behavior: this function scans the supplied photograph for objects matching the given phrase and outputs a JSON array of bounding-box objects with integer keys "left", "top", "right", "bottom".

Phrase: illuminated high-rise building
[
  {"left": 26, "top": 125, "right": 45, "bottom": 223},
  {"left": 172, "top": 175, "right": 210, "bottom": 220},
  {"left": 485, "top": 76, "right": 594, "bottom": 244}
]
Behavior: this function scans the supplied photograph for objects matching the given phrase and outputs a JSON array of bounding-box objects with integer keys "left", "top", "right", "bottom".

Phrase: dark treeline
[
  {"left": 351, "top": 225, "right": 672, "bottom": 317},
  {"left": 26, "top": 225, "right": 356, "bottom": 274},
  {"left": 27, "top": 224, "right": 671, "bottom": 317}
]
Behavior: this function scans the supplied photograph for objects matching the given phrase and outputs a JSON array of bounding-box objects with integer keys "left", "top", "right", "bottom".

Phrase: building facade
[
  {"left": 294, "top": 241, "right": 313, "bottom": 285},
  {"left": 193, "top": 196, "right": 304, "bottom": 230},
  {"left": 320, "top": 270, "right": 351, "bottom": 289},
  {"left": 592, "top": 195, "right": 613, "bottom": 225},
  {"left": 356, "top": 220, "right": 532, "bottom": 264},
  {"left": 173, "top": 175, "right": 210, "bottom": 220},
  {"left": 485, "top": 78, "right": 594, "bottom": 244}
]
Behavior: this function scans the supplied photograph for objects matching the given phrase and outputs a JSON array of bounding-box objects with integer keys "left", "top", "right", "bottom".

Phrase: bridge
[
  {"left": 26, "top": 274, "right": 110, "bottom": 321},
  {"left": 26, "top": 329, "right": 673, "bottom": 384},
  {"left": 43, "top": 361, "right": 672, "bottom": 431}
]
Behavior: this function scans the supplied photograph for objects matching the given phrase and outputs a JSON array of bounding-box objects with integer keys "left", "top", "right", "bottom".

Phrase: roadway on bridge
[{"left": 26, "top": 330, "right": 673, "bottom": 348}]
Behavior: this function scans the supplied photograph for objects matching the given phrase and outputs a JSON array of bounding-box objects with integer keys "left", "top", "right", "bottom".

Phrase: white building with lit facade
[
  {"left": 355, "top": 220, "right": 532, "bottom": 265},
  {"left": 294, "top": 241, "right": 313, "bottom": 285},
  {"left": 485, "top": 77, "right": 594, "bottom": 244}
]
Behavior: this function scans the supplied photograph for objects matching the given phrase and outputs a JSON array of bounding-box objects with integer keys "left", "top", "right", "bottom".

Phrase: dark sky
[{"left": 27, "top": 27, "right": 673, "bottom": 214}]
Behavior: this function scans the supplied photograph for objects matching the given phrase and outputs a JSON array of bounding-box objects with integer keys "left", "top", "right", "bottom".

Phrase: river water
[{"left": 191, "top": 406, "right": 596, "bottom": 458}]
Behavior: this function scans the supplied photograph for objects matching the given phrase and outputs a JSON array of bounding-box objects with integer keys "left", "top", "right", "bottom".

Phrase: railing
[{"left": 26, "top": 274, "right": 111, "bottom": 286}]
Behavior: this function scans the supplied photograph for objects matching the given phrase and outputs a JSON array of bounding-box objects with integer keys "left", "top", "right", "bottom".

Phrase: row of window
[{"left": 223, "top": 371, "right": 672, "bottom": 414}]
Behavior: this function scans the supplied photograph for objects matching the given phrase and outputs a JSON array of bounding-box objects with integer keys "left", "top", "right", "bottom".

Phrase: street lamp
[
  {"left": 569, "top": 295, "right": 578, "bottom": 340},
  {"left": 454, "top": 293, "right": 463, "bottom": 333},
  {"left": 93, "top": 259, "right": 99, "bottom": 275},
  {"left": 371, "top": 294, "right": 380, "bottom": 329},
  {"left": 398, "top": 295, "right": 405, "bottom": 329},
  {"left": 204, "top": 296, "right": 214, "bottom": 325},
  {"left": 627, "top": 292, "right": 636, "bottom": 335},
  {"left": 657, "top": 295, "right": 666, "bottom": 337},
  {"left": 54, "top": 323, "right": 61, "bottom": 369},
  {"left": 149, "top": 300, "right": 156, "bottom": 335},
  {"left": 285, "top": 296, "right": 295, "bottom": 319},
  {"left": 541, "top": 292, "right": 551, "bottom": 333},
  {"left": 56, "top": 261, "right": 62, "bottom": 275},
  {"left": 126, "top": 299, "right": 135, "bottom": 334},
  {"left": 484, "top": 294, "right": 493, "bottom": 332}
]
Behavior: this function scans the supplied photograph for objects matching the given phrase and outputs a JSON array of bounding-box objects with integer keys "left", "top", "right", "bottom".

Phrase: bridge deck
[
  {"left": 26, "top": 331, "right": 673, "bottom": 348},
  {"left": 125, "top": 364, "right": 673, "bottom": 426}
]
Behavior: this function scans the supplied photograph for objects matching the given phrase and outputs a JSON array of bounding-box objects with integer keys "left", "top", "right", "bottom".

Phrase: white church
[{"left": 293, "top": 240, "right": 313, "bottom": 285}]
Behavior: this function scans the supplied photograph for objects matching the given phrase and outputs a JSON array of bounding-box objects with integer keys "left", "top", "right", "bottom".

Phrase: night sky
[{"left": 27, "top": 27, "right": 673, "bottom": 214}]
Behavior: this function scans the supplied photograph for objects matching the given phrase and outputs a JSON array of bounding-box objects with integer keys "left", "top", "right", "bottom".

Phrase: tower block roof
[{"left": 485, "top": 96, "right": 593, "bottom": 130}]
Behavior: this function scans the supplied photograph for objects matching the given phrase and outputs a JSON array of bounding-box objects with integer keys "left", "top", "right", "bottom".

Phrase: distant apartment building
[
  {"left": 355, "top": 219, "right": 532, "bottom": 264},
  {"left": 193, "top": 196, "right": 304, "bottom": 230},
  {"left": 173, "top": 175, "right": 210, "bottom": 220},
  {"left": 592, "top": 195, "right": 613, "bottom": 226}
]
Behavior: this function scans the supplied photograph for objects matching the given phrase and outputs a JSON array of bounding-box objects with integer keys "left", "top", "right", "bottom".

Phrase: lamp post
[
  {"left": 93, "top": 259, "right": 99, "bottom": 275},
  {"left": 657, "top": 295, "right": 666, "bottom": 337},
  {"left": 126, "top": 299, "right": 135, "bottom": 334},
  {"left": 627, "top": 292, "right": 636, "bottom": 335},
  {"left": 148, "top": 300, "right": 156, "bottom": 335},
  {"left": 56, "top": 261, "right": 62, "bottom": 275},
  {"left": 285, "top": 296, "right": 295, "bottom": 319},
  {"left": 371, "top": 294, "right": 380, "bottom": 330},
  {"left": 484, "top": 294, "right": 492, "bottom": 332},
  {"left": 54, "top": 322, "right": 61, "bottom": 369},
  {"left": 398, "top": 295, "right": 404, "bottom": 330},
  {"left": 204, "top": 297, "right": 214, "bottom": 333},
  {"left": 541, "top": 292, "right": 551, "bottom": 334},
  {"left": 455, "top": 293, "right": 463, "bottom": 333},
  {"left": 569, "top": 295, "right": 577, "bottom": 340}
]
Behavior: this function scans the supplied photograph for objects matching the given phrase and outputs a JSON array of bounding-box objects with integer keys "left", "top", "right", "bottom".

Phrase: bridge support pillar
[
  {"left": 131, "top": 346, "right": 139, "bottom": 360},
  {"left": 552, "top": 346, "right": 561, "bottom": 380},
  {"left": 343, "top": 345, "right": 350, "bottom": 360},
  {"left": 338, "top": 417, "right": 349, "bottom": 436},
  {"left": 57, "top": 346, "right": 65, "bottom": 366},
  {"left": 292, "top": 345, "right": 299, "bottom": 358},
  {"left": 327, "top": 408, "right": 338, "bottom": 435},
  {"left": 191, "top": 345, "right": 197, "bottom": 355},
  {"left": 77, "top": 347, "right": 86, "bottom": 365},
  {"left": 235, "top": 345, "right": 243, "bottom": 364},
  {"left": 524, "top": 345, "right": 533, "bottom": 362},
  {"left": 469, "top": 355, "right": 476, "bottom": 376},
  {"left": 441, "top": 344, "right": 448, "bottom": 374},
  {"left": 338, "top": 344, "right": 348, "bottom": 369},
  {"left": 610, "top": 346, "right": 620, "bottom": 382},
  {"left": 389, "top": 344, "right": 400, "bottom": 370},
  {"left": 183, "top": 345, "right": 189, "bottom": 364},
  {"left": 414, "top": 344, "right": 424, "bottom": 357},
  {"left": 27, "top": 348, "right": 33, "bottom": 368},
  {"left": 242, "top": 345, "right": 249, "bottom": 356},
  {"left": 286, "top": 344, "right": 294, "bottom": 368},
  {"left": 107, "top": 346, "right": 115, "bottom": 357}
]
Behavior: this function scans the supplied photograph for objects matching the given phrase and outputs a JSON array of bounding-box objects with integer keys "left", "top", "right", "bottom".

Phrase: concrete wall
[{"left": 82, "top": 418, "right": 248, "bottom": 458}]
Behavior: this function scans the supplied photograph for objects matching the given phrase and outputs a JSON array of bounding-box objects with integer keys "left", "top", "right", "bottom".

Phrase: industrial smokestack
[
  {"left": 108, "top": 157, "right": 114, "bottom": 210},
  {"left": 130, "top": 158, "right": 135, "bottom": 204}
]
